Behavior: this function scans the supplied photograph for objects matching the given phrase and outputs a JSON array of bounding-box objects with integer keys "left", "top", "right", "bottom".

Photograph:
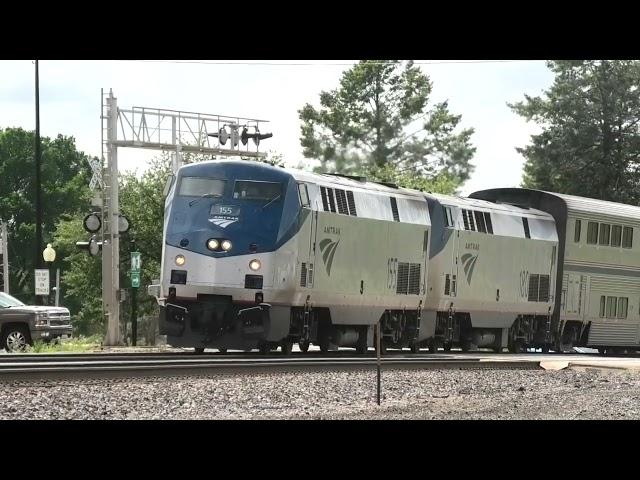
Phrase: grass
[{"left": 26, "top": 335, "right": 103, "bottom": 353}]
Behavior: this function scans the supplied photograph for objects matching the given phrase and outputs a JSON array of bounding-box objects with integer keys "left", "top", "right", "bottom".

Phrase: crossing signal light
[
  {"left": 240, "top": 127, "right": 273, "bottom": 147},
  {"left": 75, "top": 235, "right": 102, "bottom": 256}
]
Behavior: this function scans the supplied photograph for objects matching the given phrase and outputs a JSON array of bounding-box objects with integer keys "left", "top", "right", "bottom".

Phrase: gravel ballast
[{"left": 1, "top": 368, "right": 639, "bottom": 419}]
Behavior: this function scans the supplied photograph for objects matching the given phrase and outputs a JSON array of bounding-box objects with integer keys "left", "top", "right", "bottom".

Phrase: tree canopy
[
  {"left": 0, "top": 127, "right": 92, "bottom": 302},
  {"left": 511, "top": 60, "right": 640, "bottom": 203},
  {"left": 299, "top": 60, "right": 475, "bottom": 193}
]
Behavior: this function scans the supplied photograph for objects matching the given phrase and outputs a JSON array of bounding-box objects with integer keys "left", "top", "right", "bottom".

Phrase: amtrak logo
[
  {"left": 319, "top": 238, "right": 340, "bottom": 276},
  {"left": 461, "top": 253, "right": 478, "bottom": 284},
  {"left": 209, "top": 217, "right": 238, "bottom": 228}
]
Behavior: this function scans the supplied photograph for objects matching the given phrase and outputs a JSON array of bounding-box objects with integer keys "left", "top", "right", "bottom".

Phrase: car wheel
[{"left": 2, "top": 326, "right": 31, "bottom": 353}]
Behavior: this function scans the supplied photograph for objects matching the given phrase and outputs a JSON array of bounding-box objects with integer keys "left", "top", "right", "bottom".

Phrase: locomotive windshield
[
  {"left": 233, "top": 180, "right": 282, "bottom": 201},
  {"left": 179, "top": 177, "right": 226, "bottom": 197}
]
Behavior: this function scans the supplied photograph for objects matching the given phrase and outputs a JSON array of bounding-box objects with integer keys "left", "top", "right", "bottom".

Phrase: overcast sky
[{"left": 0, "top": 60, "right": 554, "bottom": 195}]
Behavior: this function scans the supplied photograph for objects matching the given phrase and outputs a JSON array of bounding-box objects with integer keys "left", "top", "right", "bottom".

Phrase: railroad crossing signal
[{"left": 131, "top": 251, "right": 141, "bottom": 288}]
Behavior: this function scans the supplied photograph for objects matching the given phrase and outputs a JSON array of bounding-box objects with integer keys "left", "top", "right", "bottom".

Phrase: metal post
[
  {"left": 55, "top": 268, "right": 60, "bottom": 307},
  {"left": 34, "top": 59, "right": 43, "bottom": 305},
  {"left": 1, "top": 221, "right": 8, "bottom": 293},
  {"left": 104, "top": 91, "right": 120, "bottom": 346},
  {"left": 131, "top": 240, "right": 138, "bottom": 346},
  {"left": 376, "top": 322, "right": 382, "bottom": 406}
]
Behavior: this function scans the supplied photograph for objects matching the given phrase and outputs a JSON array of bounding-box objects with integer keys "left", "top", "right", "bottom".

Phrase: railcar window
[
  {"left": 623, "top": 226, "right": 633, "bottom": 249},
  {"left": 574, "top": 219, "right": 581, "bottom": 243},
  {"left": 587, "top": 222, "right": 599, "bottom": 244},
  {"left": 474, "top": 211, "right": 487, "bottom": 233},
  {"left": 522, "top": 217, "right": 531, "bottom": 239},
  {"left": 178, "top": 177, "right": 226, "bottom": 197},
  {"left": 484, "top": 212, "right": 493, "bottom": 234},
  {"left": 599, "top": 296, "right": 606, "bottom": 318},
  {"left": 606, "top": 296, "right": 617, "bottom": 318},
  {"left": 390, "top": 197, "right": 400, "bottom": 222},
  {"left": 611, "top": 225, "right": 622, "bottom": 247},
  {"left": 599, "top": 223, "right": 611, "bottom": 246},
  {"left": 618, "top": 297, "right": 628, "bottom": 319},
  {"left": 233, "top": 180, "right": 281, "bottom": 201},
  {"left": 298, "top": 183, "right": 310, "bottom": 208},
  {"left": 346, "top": 191, "right": 357, "bottom": 216}
]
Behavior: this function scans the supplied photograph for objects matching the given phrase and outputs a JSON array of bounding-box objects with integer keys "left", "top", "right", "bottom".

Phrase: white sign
[{"left": 35, "top": 269, "right": 50, "bottom": 295}]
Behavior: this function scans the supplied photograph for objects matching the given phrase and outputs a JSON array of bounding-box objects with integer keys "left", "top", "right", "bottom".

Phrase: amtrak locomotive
[{"left": 150, "top": 159, "right": 568, "bottom": 354}]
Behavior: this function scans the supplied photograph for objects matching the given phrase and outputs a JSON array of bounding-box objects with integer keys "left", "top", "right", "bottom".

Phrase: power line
[{"left": 133, "top": 60, "right": 533, "bottom": 67}]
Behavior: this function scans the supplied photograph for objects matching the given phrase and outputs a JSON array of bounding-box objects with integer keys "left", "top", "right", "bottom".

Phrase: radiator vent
[
  {"left": 528, "top": 274, "right": 550, "bottom": 302},
  {"left": 307, "top": 263, "right": 313, "bottom": 287},
  {"left": 397, "top": 262, "right": 421, "bottom": 295},
  {"left": 444, "top": 274, "right": 451, "bottom": 295},
  {"left": 300, "top": 263, "right": 307, "bottom": 287}
]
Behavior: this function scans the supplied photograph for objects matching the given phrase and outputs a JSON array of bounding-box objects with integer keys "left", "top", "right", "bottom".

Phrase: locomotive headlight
[
  {"left": 249, "top": 259, "right": 261, "bottom": 271},
  {"left": 175, "top": 254, "right": 186, "bottom": 266},
  {"left": 221, "top": 240, "right": 232, "bottom": 251},
  {"left": 207, "top": 238, "right": 219, "bottom": 250}
]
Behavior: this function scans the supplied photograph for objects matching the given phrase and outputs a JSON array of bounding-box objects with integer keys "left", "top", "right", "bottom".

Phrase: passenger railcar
[{"left": 471, "top": 188, "right": 640, "bottom": 354}]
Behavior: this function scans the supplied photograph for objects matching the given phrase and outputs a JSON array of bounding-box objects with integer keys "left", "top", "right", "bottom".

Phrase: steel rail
[{"left": 0, "top": 355, "right": 541, "bottom": 382}]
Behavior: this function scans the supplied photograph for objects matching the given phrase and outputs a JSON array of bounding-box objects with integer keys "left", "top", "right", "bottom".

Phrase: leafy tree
[
  {"left": 299, "top": 60, "right": 475, "bottom": 192},
  {"left": 511, "top": 60, "right": 640, "bottom": 203},
  {"left": 0, "top": 128, "right": 92, "bottom": 302}
]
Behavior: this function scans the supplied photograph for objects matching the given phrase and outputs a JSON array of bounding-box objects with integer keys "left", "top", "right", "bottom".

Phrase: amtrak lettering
[
  {"left": 324, "top": 226, "right": 341, "bottom": 235},
  {"left": 465, "top": 242, "right": 479, "bottom": 251}
]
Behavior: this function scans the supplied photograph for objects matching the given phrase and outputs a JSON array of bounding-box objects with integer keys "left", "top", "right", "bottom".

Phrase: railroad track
[{"left": 0, "top": 352, "right": 541, "bottom": 382}]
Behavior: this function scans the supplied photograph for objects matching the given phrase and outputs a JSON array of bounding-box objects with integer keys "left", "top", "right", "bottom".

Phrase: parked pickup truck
[{"left": 0, "top": 292, "right": 73, "bottom": 352}]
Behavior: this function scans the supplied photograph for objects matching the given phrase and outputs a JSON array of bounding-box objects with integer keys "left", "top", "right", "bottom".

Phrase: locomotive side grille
[
  {"left": 346, "top": 191, "right": 357, "bottom": 216},
  {"left": 408, "top": 264, "right": 421, "bottom": 295},
  {"left": 335, "top": 189, "right": 349, "bottom": 215},
  {"left": 528, "top": 274, "right": 540, "bottom": 301},
  {"left": 396, "top": 262, "right": 409, "bottom": 294},
  {"left": 538, "top": 275, "right": 550, "bottom": 302},
  {"left": 307, "top": 263, "right": 314, "bottom": 287},
  {"left": 300, "top": 263, "right": 307, "bottom": 287},
  {"left": 444, "top": 274, "right": 451, "bottom": 295}
]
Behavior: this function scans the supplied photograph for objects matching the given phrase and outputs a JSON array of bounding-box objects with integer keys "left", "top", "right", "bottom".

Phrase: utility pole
[
  {"left": 1, "top": 221, "right": 8, "bottom": 293},
  {"left": 34, "top": 60, "right": 43, "bottom": 305}
]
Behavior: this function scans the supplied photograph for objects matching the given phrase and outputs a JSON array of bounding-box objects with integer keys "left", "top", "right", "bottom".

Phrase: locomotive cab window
[
  {"left": 587, "top": 222, "right": 598, "bottom": 244},
  {"left": 179, "top": 177, "right": 226, "bottom": 197},
  {"left": 611, "top": 225, "right": 622, "bottom": 247},
  {"left": 574, "top": 219, "right": 581, "bottom": 243},
  {"left": 233, "top": 180, "right": 282, "bottom": 201},
  {"left": 623, "top": 226, "right": 633, "bottom": 249}
]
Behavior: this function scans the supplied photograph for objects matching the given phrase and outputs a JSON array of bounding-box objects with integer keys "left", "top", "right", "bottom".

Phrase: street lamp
[
  {"left": 42, "top": 244, "right": 56, "bottom": 306},
  {"left": 43, "top": 243, "right": 56, "bottom": 263}
]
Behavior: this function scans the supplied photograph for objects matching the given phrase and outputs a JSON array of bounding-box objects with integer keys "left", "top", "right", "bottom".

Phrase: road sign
[
  {"left": 131, "top": 252, "right": 141, "bottom": 273},
  {"left": 35, "top": 269, "right": 49, "bottom": 295},
  {"left": 131, "top": 252, "right": 141, "bottom": 288}
]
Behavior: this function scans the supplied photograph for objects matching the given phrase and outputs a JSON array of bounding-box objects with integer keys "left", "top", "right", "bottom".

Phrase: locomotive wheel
[
  {"left": 299, "top": 340, "right": 310, "bottom": 353},
  {"left": 194, "top": 347, "right": 205, "bottom": 354},
  {"left": 428, "top": 341, "right": 438, "bottom": 354},
  {"left": 356, "top": 344, "right": 368, "bottom": 355},
  {"left": 461, "top": 341, "right": 472, "bottom": 352},
  {"left": 281, "top": 340, "right": 293, "bottom": 355},
  {"left": 319, "top": 338, "right": 330, "bottom": 354},
  {"left": 259, "top": 343, "right": 271, "bottom": 355},
  {"left": 410, "top": 342, "right": 421, "bottom": 354},
  {"left": 510, "top": 341, "right": 524, "bottom": 354},
  {"left": 444, "top": 343, "right": 452, "bottom": 352},
  {"left": 598, "top": 347, "right": 606, "bottom": 355},
  {"left": 541, "top": 345, "right": 550, "bottom": 354},
  {"left": 218, "top": 347, "right": 227, "bottom": 354}
]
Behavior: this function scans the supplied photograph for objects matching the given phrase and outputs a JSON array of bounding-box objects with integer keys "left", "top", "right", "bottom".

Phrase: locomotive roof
[{"left": 428, "top": 192, "right": 554, "bottom": 220}]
